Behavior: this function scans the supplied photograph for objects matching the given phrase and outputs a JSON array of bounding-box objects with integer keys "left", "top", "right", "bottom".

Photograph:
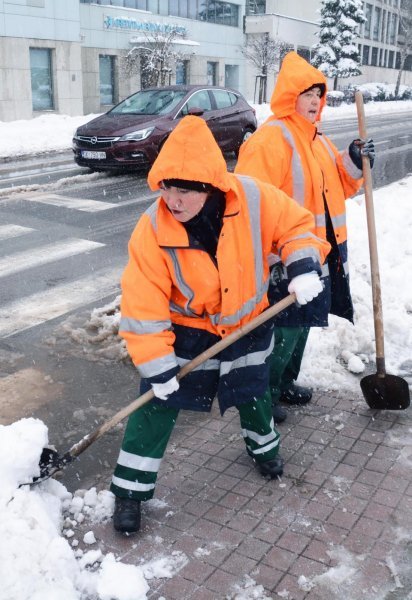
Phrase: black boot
[
  {"left": 258, "top": 455, "right": 284, "bottom": 478},
  {"left": 280, "top": 383, "right": 312, "bottom": 405},
  {"left": 113, "top": 496, "right": 141, "bottom": 533},
  {"left": 272, "top": 401, "right": 287, "bottom": 424}
]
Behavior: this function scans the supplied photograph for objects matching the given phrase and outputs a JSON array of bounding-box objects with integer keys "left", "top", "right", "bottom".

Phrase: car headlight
[{"left": 119, "top": 127, "right": 155, "bottom": 142}]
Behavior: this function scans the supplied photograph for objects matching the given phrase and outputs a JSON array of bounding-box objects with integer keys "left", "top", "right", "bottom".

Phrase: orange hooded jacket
[
  {"left": 119, "top": 116, "right": 330, "bottom": 381},
  {"left": 236, "top": 51, "right": 363, "bottom": 270}
]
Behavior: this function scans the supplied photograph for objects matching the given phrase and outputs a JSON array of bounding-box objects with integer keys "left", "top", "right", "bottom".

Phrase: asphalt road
[{"left": 0, "top": 109, "right": 411, "bottom": 493}]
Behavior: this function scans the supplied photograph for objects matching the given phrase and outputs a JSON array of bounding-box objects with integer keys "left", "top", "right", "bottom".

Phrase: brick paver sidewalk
[{"left": 82, "top": 390, "right": 412, "bottom": 599}]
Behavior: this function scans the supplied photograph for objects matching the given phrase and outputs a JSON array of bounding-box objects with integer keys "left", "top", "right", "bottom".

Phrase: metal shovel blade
[{"left": 360, "top": 373, "right": 410, "bottom": 410}]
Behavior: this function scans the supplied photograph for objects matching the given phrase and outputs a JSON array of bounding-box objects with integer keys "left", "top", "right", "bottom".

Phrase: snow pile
[
  {"left": 0, "top": 113, "right": 101, "bottom": 158},
  {"left": 299, "top": 176, "right": 412, "bottom": 392},
  {"left": 0, "top": 418, "right": 187, "bottom": 600},
  {"left": 229, "top": 574, "right": 272, "bottom": 599}
]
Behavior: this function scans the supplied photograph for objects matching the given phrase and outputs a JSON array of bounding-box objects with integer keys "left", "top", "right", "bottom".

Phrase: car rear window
[
  {"left": 212, "top": 90, "right": 234, "bottom": 109},
  {"left": 111, "top": 89, "right": 187, "bottom": 115}
]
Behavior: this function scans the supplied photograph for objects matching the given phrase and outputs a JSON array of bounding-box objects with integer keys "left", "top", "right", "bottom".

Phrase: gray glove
[{"left": 349, "top": 138, "right": 375, "bottom": 170}]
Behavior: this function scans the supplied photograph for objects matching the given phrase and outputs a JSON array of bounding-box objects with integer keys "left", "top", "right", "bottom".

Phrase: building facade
[
  {"left": 244, "top": 0, "right": 412, "bottom": 101},
  {"left": 0, "top": 0, "right": 246, "bottom": 121},
  {"left": 0, "top": 0, "right": 411, "bottom": 122}
]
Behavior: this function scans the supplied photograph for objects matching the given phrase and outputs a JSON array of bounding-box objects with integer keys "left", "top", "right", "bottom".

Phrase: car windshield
[{"left": 111, "top": 89, "right": 187, "bottom": 116}]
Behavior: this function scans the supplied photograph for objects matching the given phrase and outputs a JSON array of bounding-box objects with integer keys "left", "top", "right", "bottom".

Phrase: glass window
[
  {"left": 246, "top": 0, "right": 265, "bottom": 15},
  {"left": 176, "top": 60, "right": 188, "bottom": 84},
  {"left": 371, "top": 46, "right": 378, "bottom": 65},
  {"left": 181, "top": 90, "right": 212, "bottom": 115},
  {"left": 30, "top": 48, "right": 54, "bottom": 111},
  {"left": 198, "top": 1, "right": 239, "bottom": 26},
  {"left": 362, "top": 44, "right": 370, "bottom": 65},
  {"left": 373, "top": 7, "right": 381, "bottom": 40},
  {"left": 224, "top": 64, "right": 239, "bottom": 89},
  {"left": 364, "top": 3, "right": 372, "bottom": 38},
  {"left": 207, "top": 61, "right": 218, "bottom": 85},
  {"left": 212, "top": 89, "right": 232, "bottom": 109},
  {"left": 389, "top": 49, "right": 394, "bottom": 67},
  {"left": 112, "top": 89, "right": 186, "bottom": 115},
  {"left": 390, "top": 13, "right": 397, "bottom": 44},
  {"left": 99, "top": 55, "right": 115, "bottom": 105},
  {"left": 169, "top": 0, "right": 179, "bottom": 15}
]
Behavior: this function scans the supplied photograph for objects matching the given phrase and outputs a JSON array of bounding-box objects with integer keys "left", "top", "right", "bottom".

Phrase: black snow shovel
[
  {"left": 355, "top": 91, "right": 410, "bottom": 410},
  {"left": 34, "top": 293, "right": 297, "bottom": 483}
]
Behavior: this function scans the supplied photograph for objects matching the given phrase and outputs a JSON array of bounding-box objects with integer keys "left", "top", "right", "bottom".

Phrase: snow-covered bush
[{"left": 326, "top": 90, "right": 344, "bottom": 106}]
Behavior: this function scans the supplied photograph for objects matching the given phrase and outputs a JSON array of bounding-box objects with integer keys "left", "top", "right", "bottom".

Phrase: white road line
[
  {"left": 0, "top": 224, "right": 35, "bottom": 241},
  {"left": 0, "top": 238, "right": 104, "bottom": 278},
  {"left": 0, "top": 267, "right": 122, "bottom": 337},
  {"left": 374, "top": 140, "right": 390, "bottom": 145},
  {"left": 25, "top": 194, "right": 118, "bottom": 211}
]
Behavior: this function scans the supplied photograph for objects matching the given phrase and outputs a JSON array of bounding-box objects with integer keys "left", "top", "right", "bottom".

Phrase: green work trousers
[
  {"left": 264, "top": 326, "right": 310, "bottom": 405},
  {"left": 111, "top": 395, "right": 280, "bottom": 502}
]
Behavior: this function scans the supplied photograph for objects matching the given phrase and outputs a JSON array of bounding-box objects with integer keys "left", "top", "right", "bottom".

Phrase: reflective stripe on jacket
[
  {"left": 235, "top": 51, "right": 362, "bottom": 324},
  {"left": 119, "top": 116, "right": 330, "bottom": 382}
]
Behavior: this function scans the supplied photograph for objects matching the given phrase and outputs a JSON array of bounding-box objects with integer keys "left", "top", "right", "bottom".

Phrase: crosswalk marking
[
  {"left": 25, "top": 194, "right": 118, "bottom": 212},
  {"left": 0, "top": 267, "right": 122, "bottom": 337},
  {"left": 0, "top": 238, "right": 104, "bottom": 278},
  {"left": 0, "top": 224, "right": 35, "bottom": 241}
]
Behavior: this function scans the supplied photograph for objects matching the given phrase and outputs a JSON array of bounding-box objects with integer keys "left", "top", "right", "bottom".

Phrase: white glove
[
  {"left": 152, "top": 376, "right": 179, "bottom": 400},
  {"left": 288, "top": 272, "right": 323, "bottom": 305}
]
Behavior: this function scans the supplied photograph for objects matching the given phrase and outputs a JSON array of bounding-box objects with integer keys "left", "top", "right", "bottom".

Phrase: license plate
[{"left": 81, "top": 151, "right": 106, "bottom": 160}]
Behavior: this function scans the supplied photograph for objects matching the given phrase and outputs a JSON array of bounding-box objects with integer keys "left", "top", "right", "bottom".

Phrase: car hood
[{"left": 76, "top": 113, "right": 169, "bottom": 136}]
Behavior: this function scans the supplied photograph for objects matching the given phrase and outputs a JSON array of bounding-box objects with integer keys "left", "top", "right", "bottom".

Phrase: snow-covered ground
[{"left": 1, "top": 99, "right": 412, "bottom": 599}]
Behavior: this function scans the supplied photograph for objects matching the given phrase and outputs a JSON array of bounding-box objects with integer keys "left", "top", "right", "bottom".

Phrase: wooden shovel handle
[
  {"left": 355, "top": 91, "right": 385, "bottom": 375},
  {"left": 68, "top": 293, "right": 297, "bottom": 458}
]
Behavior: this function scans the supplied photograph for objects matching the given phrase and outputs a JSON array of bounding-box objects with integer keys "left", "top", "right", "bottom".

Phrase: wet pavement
[{"left": 69, "top": 386, "right": 412, "bottom": 599}]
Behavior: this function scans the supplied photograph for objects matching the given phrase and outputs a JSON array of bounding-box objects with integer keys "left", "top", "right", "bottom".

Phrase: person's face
[
  {"left": 295, "top": 87, "right": 322, "bottom": 123},
  {"left": 160, "top": 183, "right": 209, "bottom": 222}
]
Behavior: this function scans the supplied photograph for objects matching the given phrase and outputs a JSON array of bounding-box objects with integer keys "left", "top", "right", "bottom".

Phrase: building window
[
  {"left": 389, "top": 12, "right": 397, "bottom": 44},
  {"left": 388, "top": 49, "right": 394, "bottom": 67},
  {"left": 176, "top": 60, "right": 189, "bottom": 84},
  {"left": 384, "top": 48, "right": 388, "bottom": 66},
  {"left": 362, "top": 44, "right": 370, "bottom": 65},
  {"left": 30, "top": 48, "right": 54, "bottom": 111},
  {"left": 224, "top": 64, "right": 239, "bottom": 88},
  {"left": 99, "top": 55, "right": 115, "bottom": 105},
  {"left": 373, "top": 6, "right": 381, "bottom": 40},
  {"left": 207, "top": 61, "right": 218, "bottom": 85},
  {"left": 364, "top": 3, "right": 372, "bottom": 38},
  {"left": 198, "top": 1, "right": 239, "bottom": 27},
  {"left": 371, "top": 46, "right": 378, "bottom": 65},
  {"left": 395, "top": 51, "right": 401, "bottom": 68},
  {"left": 246, "top": 0, "right": 265, "bottom": 14}
]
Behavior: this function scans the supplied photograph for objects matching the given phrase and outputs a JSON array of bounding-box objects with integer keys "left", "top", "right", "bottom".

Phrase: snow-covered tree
[
  {"left": 394, "top": 0, "right": 412, "bottom": 98},
  {"left": 312, "top": 0, "right": 365, "bottom": 90},
  {"left": 123, "top": 27, "right": 187, "bottom": 89},
  {"left": 240, "top": 33, "right": 289, "bottom": 103}
]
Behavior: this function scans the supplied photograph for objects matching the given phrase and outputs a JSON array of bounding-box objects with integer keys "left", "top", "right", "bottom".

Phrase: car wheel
[{"left": 235, "top": 128, "right": 255, "bottom": 157}]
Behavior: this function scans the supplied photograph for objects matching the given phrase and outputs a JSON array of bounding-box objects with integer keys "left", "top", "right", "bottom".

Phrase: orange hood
[
  {"left": 147, "top": 115, "right": 232, "bottom": 192},
  {"left": 270, "top": 52, "right": 327, "bottom": 121}
]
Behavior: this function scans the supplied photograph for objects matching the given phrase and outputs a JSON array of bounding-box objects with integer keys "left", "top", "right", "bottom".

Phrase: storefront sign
[{"left": 103, "top": 15, "right": 186, "bottom": 35}]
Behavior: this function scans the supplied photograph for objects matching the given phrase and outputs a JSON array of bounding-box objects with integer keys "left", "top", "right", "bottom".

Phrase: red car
[{"left": 72, "top": 84, "right": 257, "bottom": 172}]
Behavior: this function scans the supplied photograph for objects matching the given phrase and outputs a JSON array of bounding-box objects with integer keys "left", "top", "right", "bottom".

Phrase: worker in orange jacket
[
  {"left": 235, "top": 51, "right": 375, "bottom": 422},
  {"left": 111, "top": 115, "right": 330, "bottom": 534}
]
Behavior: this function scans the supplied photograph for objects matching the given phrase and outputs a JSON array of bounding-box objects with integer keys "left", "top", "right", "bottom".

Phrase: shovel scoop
[{"left": 355, "top": 91, "right": 410, "bottom": 410}]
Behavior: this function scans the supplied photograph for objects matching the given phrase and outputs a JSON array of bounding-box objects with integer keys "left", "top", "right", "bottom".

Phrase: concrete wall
[{"left": 0, "top": 36, "right": 83, "bottom": 121}]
